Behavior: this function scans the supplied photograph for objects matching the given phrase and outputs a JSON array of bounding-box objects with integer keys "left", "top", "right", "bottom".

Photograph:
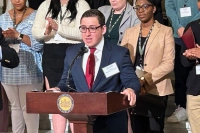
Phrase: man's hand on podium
[
  {"left": 45, "top": 76, "right": 61, "bottom": 92},
  {"left": 120, "top": 88, "right": 136, "bottom": 106}
]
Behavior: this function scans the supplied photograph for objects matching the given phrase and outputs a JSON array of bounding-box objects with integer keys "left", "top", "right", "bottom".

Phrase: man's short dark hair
[{"left": 81, "top": 9, "right": 105, "bottom": 26}]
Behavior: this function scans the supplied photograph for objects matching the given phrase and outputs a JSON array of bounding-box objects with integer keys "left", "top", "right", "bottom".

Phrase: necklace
[
  {"left": 108, "top": 8, "right": 126, "bottom": 33},
  {"left": 138, "top": 23, "right": 154, "bottom": 68},
  {"left": 60, "top": 8, "right": 68, "bottom": 24},
  {"left": 184, "top": 0, "right": 188, "bottom": 7},
  {"left": 13, "top": 7, "right": 27, "bottom": 29}
]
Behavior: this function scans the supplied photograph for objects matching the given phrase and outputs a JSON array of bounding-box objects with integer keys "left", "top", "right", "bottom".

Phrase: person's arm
[
  {"left": 181, "top": 22, "right": 198, "bottom": 67},
  {"left": 22, "top": 11, "right": 43, "bottom": 51},
  {"left": 191, "top": 45, "right": 200, "bottom": 63},
  {"left": 182, "top": 44, "right": 200, "bottom": 67},
  {"left": 120, "top": 49, "right": 141, "bottom": 96},
  {"left": 32, "top": 1, "right": 56, "bottom": 41},
  {"left": 184, "top": 22, "right": 191, "bottom": 33},
  {"left": 120, "top": 49, "right": 140, "bottom": 106},
  {"left": 181, "top": 49, "right": 196, "bottom": 67},
  {"left": 57, "top": 0, "right": 90, "bottom": 41},
  {"left": 144, "top": 27, "right": 175, "bottom": 86},
  {"left": 0, "top": 29, "right": 19, "bottom": 68},
  {"left": 2, "top": 12, "right": 43, "bottom": 52},
  {"left": 2, "top": 28, "right": 33, "bottom": 47},
  {"left": 165, "top": 0, "right": 183, "bottom": 34},
  {"left": 181, "top": 22, "right": 195, "bottom": 67}
]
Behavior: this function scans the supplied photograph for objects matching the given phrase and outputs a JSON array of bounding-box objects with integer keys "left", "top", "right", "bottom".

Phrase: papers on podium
[{"left": 181, "top": 27, "right": 196, "bottom": 49}]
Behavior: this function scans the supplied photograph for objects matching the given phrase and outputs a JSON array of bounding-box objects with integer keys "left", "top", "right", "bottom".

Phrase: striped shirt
[{"left": 0, "top": 11, "right": 43, "bottom": 85}]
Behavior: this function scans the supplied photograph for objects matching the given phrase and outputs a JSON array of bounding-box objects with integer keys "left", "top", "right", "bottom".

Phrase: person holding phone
[{"left": 181, "top": 1, "right": 200, "bottom": 132}]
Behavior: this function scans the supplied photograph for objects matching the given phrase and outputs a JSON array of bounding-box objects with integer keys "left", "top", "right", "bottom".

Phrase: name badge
[
  {"left": 196, "top": 64, "right": 200, "bottom": 75},
  {"left": 54, "top": 33, "right": 66, "bottom": 41},
  {"left": 180, "top": 7, "right": 191, "bottom": 17},
  {"left": 102, "top": 62, "right": 120, "bottom": 78}
]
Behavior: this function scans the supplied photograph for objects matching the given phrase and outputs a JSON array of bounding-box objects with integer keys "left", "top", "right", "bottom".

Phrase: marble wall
[
  {"left": 0, "top": 0, "right": 4, "bottom": 15},
  {"left": 0, "top": 1, "right": 3, "bottom": 6}
]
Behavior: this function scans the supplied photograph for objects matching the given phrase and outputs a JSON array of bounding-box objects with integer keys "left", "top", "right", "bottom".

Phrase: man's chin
[{"left": 85, "top": 42, "right": 94, "bottom": 47}]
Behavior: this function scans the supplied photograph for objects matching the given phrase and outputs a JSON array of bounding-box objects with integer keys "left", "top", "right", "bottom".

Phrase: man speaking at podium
[{"left": 49, "top": 9, "right": 140, "bottom": 133}]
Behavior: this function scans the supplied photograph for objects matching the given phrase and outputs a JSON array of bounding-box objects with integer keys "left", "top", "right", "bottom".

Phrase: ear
[
  {"left": 102, "top": 25, "right": 107, "bottom": 35},
  {"left": 153, "top": 6, "right": 156, "bottom": 13}
]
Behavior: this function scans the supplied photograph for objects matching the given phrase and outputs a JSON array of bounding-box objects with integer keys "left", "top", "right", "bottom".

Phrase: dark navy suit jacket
[{"left": 57, "top": 40, "right": 140, "bottom": 95}]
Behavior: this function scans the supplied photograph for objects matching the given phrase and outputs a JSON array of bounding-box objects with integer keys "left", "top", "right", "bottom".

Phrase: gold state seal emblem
[{"left": 57, "top": 94, "right": 74, "bottom": 113}]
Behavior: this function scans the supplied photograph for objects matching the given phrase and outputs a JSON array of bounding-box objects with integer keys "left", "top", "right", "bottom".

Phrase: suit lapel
[
  {"left": 120, "top": 3, "right": 131, "bottom": 27},
  {"left": 145, "top": 21, "right": 161, "bottom": 56},
  {"left": 132, "top": 25, "right": 140, "bottom": 58},
  {"left": 92, "top": 41, "right": 112, "bottom": 91},
  {"left": 73, "top": 44, "right": 90, "bottom": 91},
  {"left": 104, "top": 7, "right": 112, "bottom": 22},
  {"left": 75, "top": 56, "right": 90, "bottom": 91}
]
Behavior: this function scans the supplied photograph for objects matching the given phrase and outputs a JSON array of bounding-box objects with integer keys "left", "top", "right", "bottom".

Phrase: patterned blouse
[{"left": 0, "top": 11, "right": 43, "bottom": 85}]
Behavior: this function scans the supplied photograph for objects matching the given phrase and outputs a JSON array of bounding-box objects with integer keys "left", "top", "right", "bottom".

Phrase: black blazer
[
  {"left": 181, "top": 20, "right": 200, "bottom": 96},
  {"left": 0, "top": 28, "right": 19, "bottom": 110}
]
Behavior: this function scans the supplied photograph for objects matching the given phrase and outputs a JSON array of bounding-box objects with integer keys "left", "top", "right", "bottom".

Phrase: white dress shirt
[{"left": 82, "top": 37, "right": 104, "bottom": 80}]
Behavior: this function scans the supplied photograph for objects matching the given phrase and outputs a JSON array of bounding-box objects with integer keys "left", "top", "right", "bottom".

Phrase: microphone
[{"left": 66, "top": 46, "right": 88, "bottom": 92}]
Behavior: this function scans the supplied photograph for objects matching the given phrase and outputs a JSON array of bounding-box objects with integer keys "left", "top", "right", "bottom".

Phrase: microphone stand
[{"left": 67, "top": 46, "right": 88, "bottom": 92}]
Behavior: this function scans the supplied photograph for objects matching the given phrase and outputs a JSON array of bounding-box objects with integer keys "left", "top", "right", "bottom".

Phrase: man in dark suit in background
[
  {"left": 0, "top": 27, "right": 19, "bottom": 110},
  {"left": 48, "top": 9, "right": 140, "bottom": 133}
]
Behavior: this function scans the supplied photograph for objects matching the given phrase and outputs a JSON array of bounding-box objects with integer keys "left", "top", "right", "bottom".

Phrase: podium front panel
[{"left": 26, "top": 92, "right": 131, "bottom": 115}]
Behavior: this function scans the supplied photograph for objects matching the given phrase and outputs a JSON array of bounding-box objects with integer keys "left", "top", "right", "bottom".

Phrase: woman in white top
[
  {"left": 32, "top": 0, "right": 90, "bottom": 132},
  {"left": 32, "top": 0, "right": 90, "bottom": 88}
]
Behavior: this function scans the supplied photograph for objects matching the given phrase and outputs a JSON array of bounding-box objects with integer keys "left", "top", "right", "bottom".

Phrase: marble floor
[{"left": 164, "top": 95, "right": 191, "bottom": 133}]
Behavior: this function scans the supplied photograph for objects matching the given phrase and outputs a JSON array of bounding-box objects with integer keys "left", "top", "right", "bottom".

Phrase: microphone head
[{"left": 81, "top": 46, "right": 88, "bottom": 53}]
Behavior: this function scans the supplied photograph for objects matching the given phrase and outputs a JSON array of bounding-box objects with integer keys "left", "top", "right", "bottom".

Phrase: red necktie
[{"left": 85, "top": 47, "right": 96, "bottom": 89}]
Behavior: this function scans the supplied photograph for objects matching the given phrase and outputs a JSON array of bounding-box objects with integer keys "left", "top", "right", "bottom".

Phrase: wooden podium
[{"left": 26, "top": 92, "right": 131, "bottom": 133}]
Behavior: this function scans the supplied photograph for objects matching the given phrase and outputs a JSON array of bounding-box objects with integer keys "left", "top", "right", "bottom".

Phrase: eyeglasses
[
  {"left": 133, "top": 4, "right": 153, "bottom": 11},
  {"left": 79, "top": 25, "right": 102, "bottom": 33}
]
